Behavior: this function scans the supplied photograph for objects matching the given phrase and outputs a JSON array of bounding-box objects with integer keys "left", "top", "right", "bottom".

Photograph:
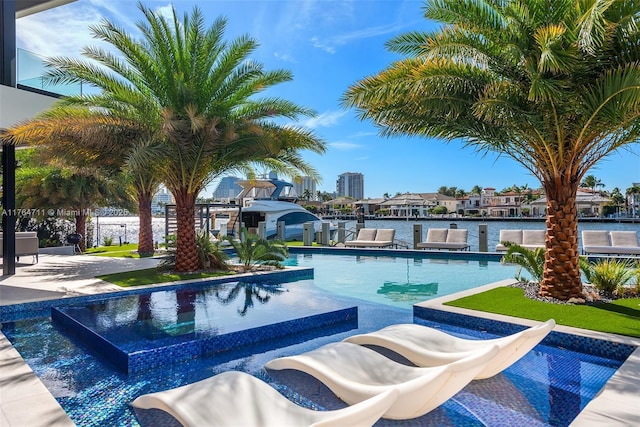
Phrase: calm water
[{"left": 90, "top": 216, "right": 640, "bottom": 252}]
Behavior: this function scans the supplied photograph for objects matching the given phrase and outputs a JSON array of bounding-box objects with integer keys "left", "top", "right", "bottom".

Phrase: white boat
[{"left": 236, "top": 178, "right": 333, "bottom": 241}]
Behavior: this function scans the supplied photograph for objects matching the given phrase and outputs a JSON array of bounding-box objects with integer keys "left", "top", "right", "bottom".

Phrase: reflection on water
[
  {"left": 213, "top": 282, "right": 286, "bottom": 316},
  {"left": 378, "top": 281, "right": 439, "bottom": 302}
]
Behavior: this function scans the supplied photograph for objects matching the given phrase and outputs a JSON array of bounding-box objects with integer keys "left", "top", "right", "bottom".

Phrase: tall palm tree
[
  {"left": 343, "top": 0, "right": 640, "bottom": 300},
  {"left": 41, "top": 3, "right": 325, "bottom": 271},
  {"left": 580, "top": 175, "right": 605, "bottom": 194}
]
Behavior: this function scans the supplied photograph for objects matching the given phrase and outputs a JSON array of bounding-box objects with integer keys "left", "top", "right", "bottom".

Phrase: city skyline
[{"left": 16, "top": 0, "right": 640, "bottom": 197}]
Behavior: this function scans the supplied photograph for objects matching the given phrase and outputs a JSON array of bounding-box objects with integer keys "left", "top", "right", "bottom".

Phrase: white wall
[{"left": 0, "top": 85, "right": 57, "bottom": 129}]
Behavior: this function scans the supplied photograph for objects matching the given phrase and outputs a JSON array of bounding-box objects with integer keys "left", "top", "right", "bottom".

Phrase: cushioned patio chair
[
  {"left": 345, "top": 228, "right": 396, "bottom": 248},
  {"left": 496, "top": 230, "right": 523, "bottom": 251},
  {"left": 581, "top": 230, "right": 613, "bottom": 255},
  {"left": 345, "top": 228, "right": 378, "bottom": 248},
  {"left": 417, "top": 228, "right": 469, "bottom": 251},
  {"left": 131, "top": 371, "right": 399, "bottom": 427},
  {"left": 344, "top": 319, "right": 555, "bottom": 379},
  {"left": 521, "top": 230, "right": 546, "bottom": 250},
  {"left": 609, "top": 231, "right": 640, "bottom": 255},
  {"left": 265, "top": 342, "right": 499, "bottom": 420}
]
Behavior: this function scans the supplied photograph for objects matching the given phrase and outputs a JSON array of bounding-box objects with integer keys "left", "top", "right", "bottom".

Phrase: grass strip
[
  {"left": 97, "top": 268, "right": 234, "bottom": 287},
  {"left": 445, "top": 287, "right": 640, "bottom": 338},
  {"left": 86, "top": 244, "right": 142, "bottom": 258}
]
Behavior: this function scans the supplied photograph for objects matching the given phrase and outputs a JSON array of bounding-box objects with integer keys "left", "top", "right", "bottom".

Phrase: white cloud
[
  {"left": 328, "top": 141, "right": 363, "bottom": 150},
  {"left": 274, "top": 52, "right": 297, "bottom": 63},
  {"left": 311, "top": 37, "right": 336, "bottom": 54},
  {"left": 301, "top": 110, "right": 347, "bottom": 129}
]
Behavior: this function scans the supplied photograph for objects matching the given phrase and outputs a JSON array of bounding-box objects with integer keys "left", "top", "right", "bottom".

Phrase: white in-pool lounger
[
  {"left": 343, "top": 319, "right": 555, "bottom": 379},
  {"left": 131, "top": 371, "right": 399, "bottom": 427},
  {"left": 265, "top": 341, "right": 499, "bottom": 420}
]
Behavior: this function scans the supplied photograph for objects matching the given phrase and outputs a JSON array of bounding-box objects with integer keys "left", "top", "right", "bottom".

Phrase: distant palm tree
[
  {"left": 580, "top": 175, "right": 605, "bottom": 194},
  {"left": 343, "top": 0, "right": 640, "bottom": 300},
  {"left": 6, "top": 107, "right": 161, "bottom": 256},
  {"left": 41, "top": 3, "right": 325, "bottom": 271}
]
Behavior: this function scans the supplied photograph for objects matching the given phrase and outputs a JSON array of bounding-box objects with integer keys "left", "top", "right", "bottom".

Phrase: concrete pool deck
[{"left": 1, "top": 253, "right": 639, "bottom": 426}]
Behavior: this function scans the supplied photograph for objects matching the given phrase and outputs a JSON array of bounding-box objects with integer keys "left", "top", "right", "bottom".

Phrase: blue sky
[{"left": 16, "top": 0, "right": 640, "bottom": 198}]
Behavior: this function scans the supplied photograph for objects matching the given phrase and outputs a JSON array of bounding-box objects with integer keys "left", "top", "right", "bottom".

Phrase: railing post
[
  {"left": 257, "top": 221, "right": 266, "bottom": 239},
  {"left": 303, "top": 222, "right": 314, "bottom": 246},
  {"left": 321, "top": 222, "right": 330, "bottom": 245},
  {"left": 337, "top": 221, "right": 346, "bottom": 243},
  {"left": 276, "top": 221, "right": 285, "bottom": 240},
  {"left": 478, "top": 224, "right": 488, "bottom": 252},
  {"left": 413, "top": 224, "right": 423, "bottom": 249}
]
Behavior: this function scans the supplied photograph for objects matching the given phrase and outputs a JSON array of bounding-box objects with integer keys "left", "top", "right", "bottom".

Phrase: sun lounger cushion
[
  {"left": 521, "top": 230, "right": 545, "bottom": 249},
  {"left": 131, "top": 370, "right": 399, "bottom": 427},
  {"left": 609, "top": 231, "right": 640, "bottom": 254},
  {"left": 344, "top": 320, "right": 555, "bottom": 380},
  {"left": 496, "top": 230, "right": 523, "bottom": 251},
  {"left": 582, "top": 230, "right": 614, "bottom": 254},
  {"left": 345, "top": 228, "right": 395, "bottom": 248},
  {"left": 266, "top": 341, "right": 498, "bottom": 420},
  {"left": 417, "top": 228, "right": 469, "bottom": 251}
]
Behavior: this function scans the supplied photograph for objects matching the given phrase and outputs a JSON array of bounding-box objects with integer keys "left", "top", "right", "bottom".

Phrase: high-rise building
[
  {"left": 213, "top": 176, "right": 242, "bottom": 200},
  {"left": 336, "top": 172, "right": 364, "bottom": 200},
  {"left": 293, "top": 176, "right": 316, "bottom": 200},
  {"left": 151, "top": 186, "right": 174, "bottom": 214}
]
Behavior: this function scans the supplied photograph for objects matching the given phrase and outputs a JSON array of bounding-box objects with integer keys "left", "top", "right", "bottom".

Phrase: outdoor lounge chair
[
  {"left": 609, "top": 231, "right": 640, "bottom": 255},
  {"left": 343, "top": 319, "right": 555, "bottom": 379},
  {"left": 131, "top": 371, "right": 399, "bottom": 427},
  {"left": 345, "top": 228, "right": 395, "bottom": 248},
  {"left": 521, "top": 230, "right": 546, "bottom": 250},
  {"left": 265, "top": 341, "right": 499, "bottom": 420},
  {"left": 496, "top": 230, "right": 523, "bottom": 251},
  {"left": 582, "top": 230, "right": 614, "bottom": 255},
  {"left": 417, "top": 228, "right": 470, "bottom": 251}
]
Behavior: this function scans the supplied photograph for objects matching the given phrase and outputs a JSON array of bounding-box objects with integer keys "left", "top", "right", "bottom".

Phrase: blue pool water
[
  {"left": 0, "top": 252, "right": 635, "bottom": 427},
  {"left": 282, "top": 251, "right": 520, "bottom": 308}
]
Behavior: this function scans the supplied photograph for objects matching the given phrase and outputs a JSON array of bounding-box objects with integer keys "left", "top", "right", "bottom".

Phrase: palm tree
[
  {"left": 6, "top": 107, "right": 161, "bottom": 256},
  {"left": 343, "top": 0, "right": 640, "bottom": 300},
  {"left": 17, "top": 164, "right": 130, "bottom": 252},
  {"left": 580, "top": 175, "right": 605, "bottom": 194},
  {"left": 470, "top": 185, "right": 483, "bottom": 196},
  {"left": 41, "top": 3, "right": 325, "bottom": 271}
]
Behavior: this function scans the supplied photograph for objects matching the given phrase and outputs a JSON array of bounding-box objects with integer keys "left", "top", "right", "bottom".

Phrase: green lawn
[
  {"left": 85, "top": 243, "right": 142, "bottom": 258},
  {"left": 445, "top": 286, "right": 640, "bottom": 337},
  {"left": 97, "top": 267, "right": 235, "bottom": 287}
]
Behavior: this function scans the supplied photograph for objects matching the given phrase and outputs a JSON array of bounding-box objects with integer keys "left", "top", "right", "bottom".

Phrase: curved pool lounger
[
  {"left": 343, "top": 319, "right": 555, "bottom": 379},
  {"left": 265, "top": 341, "right": 499, "bottom": 420},
  {"left": 131, "top": 371, "right": 399, "bottom": 427}
]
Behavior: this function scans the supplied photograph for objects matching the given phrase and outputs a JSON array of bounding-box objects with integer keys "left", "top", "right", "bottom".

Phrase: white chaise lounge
[
  {"left": 417, "top": 228, "right": 470, "bottom": 251},
  {"left": 345, "top": 228, "right": 396, "bottom": 248},
  {"left": 582, "top": 230, "right": 640, "bottom": 255},
  {"left": 344, "top": 319, "right": 555, "bottom": 379},
  {"left": 131, "top": 371, "right": 399, "bottom": 427},
  {"left": 265, "top": 341, "right": 498, "bottom": 420},
  {"left": 496, "top": 230, "right": 545, "bottom": 251}
]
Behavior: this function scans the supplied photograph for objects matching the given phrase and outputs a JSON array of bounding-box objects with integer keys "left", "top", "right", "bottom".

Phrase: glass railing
[{"left": 17, "top": 48, "right": 84, "bottom": 96}]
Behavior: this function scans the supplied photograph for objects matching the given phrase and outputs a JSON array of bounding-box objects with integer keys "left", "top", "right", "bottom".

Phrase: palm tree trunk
[
  {"left": 137, "top": 192, "right": 155, "bottom": 256},
  {"left": 75, "top": 214, "right": 87, "bottom": 252},
  {"left": 539, "top": 181, "right": 583, "bottom": 300},
  {"left": 174, "top": 189, "right": 199, "bottom": 272}
]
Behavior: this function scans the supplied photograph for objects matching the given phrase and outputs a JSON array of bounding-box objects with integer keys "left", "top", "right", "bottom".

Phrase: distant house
[
  {"left": 418, "top": 193, "right": 458, "bottom": 213},
  {"left": 354, "top": 198, "right": 386, "bottom": 216},
  {"left": 322, "top": 197, "right": 356, "bottom": 216},
  {"left": 379, "top": 193, "right": 428, "bottom": 217},
  {"left": 526, "top": 190, "right": 612, "bottom": 217}
]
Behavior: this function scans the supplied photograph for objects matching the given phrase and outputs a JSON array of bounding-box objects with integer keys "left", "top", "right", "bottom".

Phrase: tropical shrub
[
  {"left": 579, "top": 258, "right": 636, "bottom": 295},
  {"left": 226, "top": 228, "right": 289, "bottom": 272},
  {"left": 195, "top": 230, "right": 229, "bottom": 271},
  {"left": 102, "top": 236, "right": 114, "bottom": 246},
  {"left": 501, "top": 243, "right": 545, "bottom": 283}
]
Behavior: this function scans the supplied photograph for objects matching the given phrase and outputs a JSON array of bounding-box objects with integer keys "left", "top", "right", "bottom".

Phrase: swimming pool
[
  {"left": 0, "top": 252, "right": 635, "bottom": 426},
  {"left": 282, "top": 250, "right": 520, "bottom": 308}
]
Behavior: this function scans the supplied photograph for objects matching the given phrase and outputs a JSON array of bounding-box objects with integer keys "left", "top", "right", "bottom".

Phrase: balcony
[{"left": 17, "top": 48, "right": 84, "bottom": 97}]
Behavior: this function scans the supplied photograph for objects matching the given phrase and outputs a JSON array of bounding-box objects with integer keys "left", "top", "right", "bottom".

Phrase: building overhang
[{"left": 16, "top": 0, "right": 77, "bottom": 19}]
